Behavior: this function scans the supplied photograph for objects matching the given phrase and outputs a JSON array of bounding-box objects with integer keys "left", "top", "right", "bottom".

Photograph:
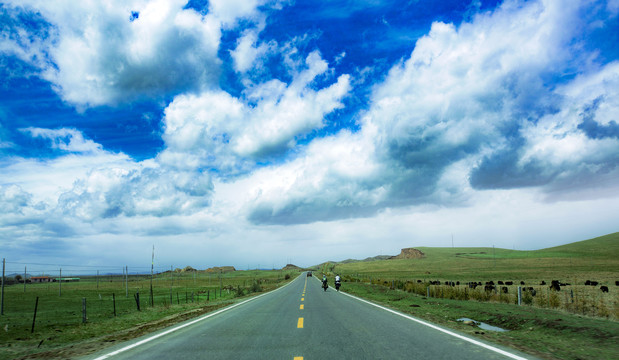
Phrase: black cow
[
  {"left": 498, "top": 281, "right": 504, "bottom": 285},
  {"left": 501, "top": 286, "right": 508, "bottom": 294},
  {"left": 615, "top": 281, "right": 619, "bottom": 286},
  {"left": 600, "top": 286, "right": 609, "bottom": 293},
  {"left": 550, "top": 280, "right": 561, "bottom": 291},
  {"left": 540, "top": 280, "right": 546, "bottom": 285},
  {"left": 484, "top": 284, "right": 496, "bottom": 292},
  {"left": 520, "top": 281, "right": 525, "bottom": 285},
  {"left": 505, "top": 281, "right": 513, "bottom": 285}
]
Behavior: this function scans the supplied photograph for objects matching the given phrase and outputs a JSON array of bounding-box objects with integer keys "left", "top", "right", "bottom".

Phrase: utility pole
[
  {"left": 150, "top": 245, "right": 154, "bottom": 307},
  {"left": 125, "top": 266, "right": 128, "bottom": 298},
  {"left": 59, "top": 268, "right": 62, "bottom": 296},
  {"left": 24, "top": 266, "right": 27, "bottom": 293},
  {"left": 1, "top": 258, "right": 5, "bottom": 315}
]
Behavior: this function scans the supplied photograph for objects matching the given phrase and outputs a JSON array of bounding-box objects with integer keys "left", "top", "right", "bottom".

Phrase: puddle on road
[{"left": 457, "top": 318, "right": 509, "bottom": 332}]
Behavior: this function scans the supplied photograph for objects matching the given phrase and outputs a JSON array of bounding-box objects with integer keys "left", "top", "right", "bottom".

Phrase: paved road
[{"left": 85, "top": 274, "right": 533, "bottom": 360}]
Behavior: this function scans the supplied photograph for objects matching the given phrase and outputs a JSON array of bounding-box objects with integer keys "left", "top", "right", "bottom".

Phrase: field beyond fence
[{"left": 0, "top": 268, "right": 297, "bottom": 360}]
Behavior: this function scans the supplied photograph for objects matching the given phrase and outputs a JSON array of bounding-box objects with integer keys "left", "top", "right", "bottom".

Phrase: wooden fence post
[
  {"left": 31, "top": 296, "right": 39, "bottom": 333},
  {"left": 82, "top": 298, "right": 87, "bottom": 323},
  {"left": 113, "top": 293, "right": 116, "bottom": 317}
]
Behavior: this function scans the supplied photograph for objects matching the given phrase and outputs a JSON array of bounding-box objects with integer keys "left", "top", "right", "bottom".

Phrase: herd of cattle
[{"left": 420, "top": 279, "right": 616, "bottom": 295}]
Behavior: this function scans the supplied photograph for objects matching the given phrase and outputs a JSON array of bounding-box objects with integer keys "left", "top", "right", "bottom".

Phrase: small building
[{"left": 30, "top": 276, "right": 52, "bottom": 283}]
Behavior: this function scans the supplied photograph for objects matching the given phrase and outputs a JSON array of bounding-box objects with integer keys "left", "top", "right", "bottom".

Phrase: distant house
[{"left": 31, "top": 276, "right": 52, "bottom": 283}]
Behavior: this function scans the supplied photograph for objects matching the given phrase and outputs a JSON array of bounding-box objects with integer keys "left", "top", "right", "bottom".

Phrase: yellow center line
[
  {"left": 294, "top": 357, "right": 303, "bottom": 360},
  {"left": 301, "top": 297, "right": 304, "bottom": 301},
  {"left": 300, "top": 304, "right": 304, "bottom": 310},
  {"left": 297, "top": 317, "right": 304, "bottom": 328}
]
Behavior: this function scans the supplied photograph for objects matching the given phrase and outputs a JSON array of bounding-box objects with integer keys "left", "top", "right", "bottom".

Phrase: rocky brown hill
[
  {"left": 389, "top": 248, "right": 425, "bottom": 259},
  {"left": 205, "top": 266, "right": 236, "bottom": 273},
  {"left": 282, "top": 264, "right": 301, "bottom": 270}
]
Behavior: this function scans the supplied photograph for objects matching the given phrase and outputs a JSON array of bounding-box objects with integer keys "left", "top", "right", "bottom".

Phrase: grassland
[
  {"left": 0, "top": 269, "right": 298, "bottom": 360},
  {"left": 318, "top": 232, "right": 619, "bottom": 360}
]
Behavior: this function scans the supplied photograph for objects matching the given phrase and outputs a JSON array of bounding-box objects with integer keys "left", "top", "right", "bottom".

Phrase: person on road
[
  {"left": 335, "top": 274, "right": 341, "bottom": 283},
  {"left": 322, "top": 274, "right": 328, "bottom": 290}
]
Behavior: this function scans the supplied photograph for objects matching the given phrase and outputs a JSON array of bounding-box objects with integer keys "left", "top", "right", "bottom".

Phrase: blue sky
[{"left": 1, "top": 0, "right": 619, "bottom": 274}]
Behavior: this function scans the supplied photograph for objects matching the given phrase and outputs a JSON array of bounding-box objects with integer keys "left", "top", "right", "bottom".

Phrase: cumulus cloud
[
  {"left": 1, "top": 0, "right": 295, "bottom": 107},
  {"left": 160, "top": 51, "right": 351, "bottom": 174},
  {"left": 1, "top": 0, "right": 221, "bottom": 106},
  {"left": 245, "top": 0, "right": 619, "bottom": 224},
  {"left": 21, "top": 127, "right": 103, "bottom": 153},
  {"left": 58, "top": 165, "right": 212, "bottom": 220}
]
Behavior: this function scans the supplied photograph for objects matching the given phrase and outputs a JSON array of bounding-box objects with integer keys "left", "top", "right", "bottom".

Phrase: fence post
[
  {"left": 427, "top": 286, "right": 430, "bottom": 298},
  {"left": 113, "top": 293, "right": 116, "bottom": 317},
  {"left": 1, "top": 258, "right": 5, "bottom": 315},
  {"left": 134, "top": 291, "right": 141, "bottom": 311},
  {"left": 31, "top": 296, "right": 39, "bottom": 333},
  {"left": 207, "top": 290, "right": 210, "bottom": 301},
  {"left": 518, "top": 286, "right": 522, "bottom": 305},
  {"left": 82, "top": 298, "right": 87, "bottom": 323}
]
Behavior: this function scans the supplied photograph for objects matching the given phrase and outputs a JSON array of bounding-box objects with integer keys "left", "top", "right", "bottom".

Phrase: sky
[{"left": 1, "top": 0, "right": 619, "bottom": 275}]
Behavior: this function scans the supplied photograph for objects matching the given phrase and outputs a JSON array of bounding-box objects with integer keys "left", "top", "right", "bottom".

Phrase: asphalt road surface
[{"left": 85, "top": 274, "right": 534, "bottom": 360}]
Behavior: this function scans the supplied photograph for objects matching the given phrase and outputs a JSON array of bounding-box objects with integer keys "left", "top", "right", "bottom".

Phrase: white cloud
[
  {"left": 161, "top": 51, "right": 351, "bottom": 173},
  {"left": 2, "top": 0, "right": 221, "bottom": 106},
  {"left": 21, "top": 128, "right": 103, "bottom": 153},
  {"left": 243, "top": 0, "right": 619, "bottom": 224}
]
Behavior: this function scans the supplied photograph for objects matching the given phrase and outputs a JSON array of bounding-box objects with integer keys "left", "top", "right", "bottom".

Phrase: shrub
[{"left": 284, "top": 274, "right": 290, "bottom": 280}]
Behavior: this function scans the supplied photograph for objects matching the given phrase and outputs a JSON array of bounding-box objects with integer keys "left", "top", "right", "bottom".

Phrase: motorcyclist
[
  {"left": 322, "top": 274, "right": 328, "bottom": 290},
  {"left": 335, "top": 274, "right": 341, "bottom": 291},
  {"left": 335, "top": 274, "right": 341, "bottom": 283}
]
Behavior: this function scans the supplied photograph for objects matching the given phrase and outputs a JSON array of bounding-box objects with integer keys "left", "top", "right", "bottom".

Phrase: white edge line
[
  {"left": 312, "top": 276, "right": 528, "bottom": 360},
  {"left": 93, "top": 275, "right": 300, "bottom": 360}
]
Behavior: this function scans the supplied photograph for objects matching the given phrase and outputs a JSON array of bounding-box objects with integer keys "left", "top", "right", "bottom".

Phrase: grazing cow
[
  {"left": 540, "top": 281, "right": 546, "bottom": 285},
  {"left": 505, "top": 281, "right": 513, "bottom": 286},
  {"left": 520, "top": 281, "right": 525, "bottom": 285},
  {"left": 585, "top": 280, "right": 591, "bottom": 285},
  {"left": 484, "top": 284, "right": 496, "bottom": 292},
  {"left": 456, "top": 281, "right": 460, "bottom": 286},
  {"left": 590, "top": 281, "right": 599, "bottom": 286},
  {"left": 417, "top": 280, "right": 422, "bottom": 283},
  {"left": 616, "top": 281, "right": 619, "bottom": 286},
  {"left": 486, "top": 281, "right": 495, "bottom": 285},
  {"left": 550, "top": 280, "right": 561, "bottom": 291},
  {"left": 498, "top": 281, "right": 504, "bottom": 285},
  {"left": 600, "top": 286, "right": 609, "bottom": 293},
  {"left": 501, "top": 286, "right": 508, "bottom": 294}
]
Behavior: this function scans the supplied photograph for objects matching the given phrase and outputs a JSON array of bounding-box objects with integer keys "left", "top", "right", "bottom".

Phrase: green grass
[
  {"left": 0, "top": 269, "right": 298, "bottom": 359},
  {"left": 329, "top": 232, "right": 619, "bottom": 284}
]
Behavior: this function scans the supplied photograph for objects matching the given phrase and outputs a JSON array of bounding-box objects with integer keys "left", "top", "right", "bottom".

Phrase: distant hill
[
  {"left": 205, "top": 266, "right": 236, "bottom": 273},
  {"left": 538, "top": 232, "right": 619, "bottom": 258},
  {"left": 282, "top": 264, "right": 301, "bottom": 270},
  {"left": 320, "top": 232, "right": 619, "bottom": 282}
]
